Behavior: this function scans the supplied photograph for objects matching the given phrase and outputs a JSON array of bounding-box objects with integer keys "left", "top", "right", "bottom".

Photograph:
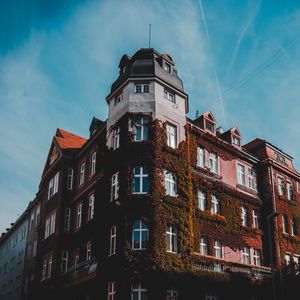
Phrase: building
[
  {"left": 0, "top": 212, "right": 28, "bottom": 300},
  {"left": 0, "top": 47, "right": 299, "bottom": 300}
]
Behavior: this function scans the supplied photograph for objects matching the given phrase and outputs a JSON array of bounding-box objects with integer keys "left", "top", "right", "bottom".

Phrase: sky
[{"left": 0, "top": 0, "right": 300, "bottom": 233}]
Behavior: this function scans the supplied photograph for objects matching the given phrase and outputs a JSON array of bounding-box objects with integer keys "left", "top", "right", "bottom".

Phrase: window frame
[
  {"left": 209, "top": 152, "right": 219, "bottom": 174},
  {"left": 79, "top": 163, "right": 85, "bottom": 186},
  {"left": 112, "top": 127, "right": 120, "bottom": 150},
  {"left": 211, "top": 195, "right": 220, "bottom": 215},
  {"left": 165, "top": 171, "right": 177, "bottom": 197},
  {"left": 90, "top": 152, "right": 97, "bottom": 176},
  {"left": 111, "top": 173, "right": 119, "bottom": 201},
  {"left": 198, "top": 191, "right": 207, "bottom": 211},
  {"left": 237, "top": 164, "right": 246, "bottom": 186},
  {"left": 132, "top": 219, "right": 149, "bottom": 250},
  {"left": 166, "top": 123, "right": 177, "bottom": 148},
  {"left": 109, "top": 225, "right": 117, "bottom": 256},
  {"left": 133, "top": 166, "right": 149, "bottom": 194},
  {"left": 134, "top": 117, "right": 149, "bottom": 141},
  {"left": 166, "top": 225, "right": 178, "bottom": 253}
]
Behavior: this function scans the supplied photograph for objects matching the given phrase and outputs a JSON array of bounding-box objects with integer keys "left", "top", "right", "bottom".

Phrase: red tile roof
[{"left": 55, "top": 128, "right": 87, "bottom": 149}]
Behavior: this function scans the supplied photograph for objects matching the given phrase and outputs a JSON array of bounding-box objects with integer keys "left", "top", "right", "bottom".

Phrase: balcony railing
[
  {"left": 192, "top": 256, "right": 272, "bottom": 279},
  {"left": 62, "top": 258, "right": 97, "bottom": 281}
]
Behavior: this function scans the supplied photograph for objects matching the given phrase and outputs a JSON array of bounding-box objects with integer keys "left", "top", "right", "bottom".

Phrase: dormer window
[
  {"left": 164, "top": 89, "right": 175, "bottom": 103},
  {"left": 205, "top": 120, "right": 215, "bottom": 133},
  {"left": 232, "top": 136, "right": 241, "bottom": 146},
  {"left": 164, "top": 62, "right": 171, "bottom": 73}
]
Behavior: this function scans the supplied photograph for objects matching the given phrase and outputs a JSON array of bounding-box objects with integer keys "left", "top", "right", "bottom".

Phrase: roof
[
  {"left": 108, "top": 48, "right": 184, "bottom": 97},
  {"left": 55, "top": 128, "right": 87, "bottom": 150}
]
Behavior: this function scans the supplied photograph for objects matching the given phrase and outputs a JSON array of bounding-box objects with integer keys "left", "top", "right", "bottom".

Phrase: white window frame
[
  {"left": 41, "top": 258, "right": 47, "bottom": 281},
  {"left": 61, "top": 250, "right": 68, "bottom": 272},
  {"left": 111, "top": 173, "right": 119, "bottom": 201},
  {"left": 79, "top": 163, "right": 85, "bottom": 185},
  {"left": 291, "top": 219, "right": 295, "bottom": 236},
  {"left": 166, "top": 225, "right": 178, "bottom": 253},
  {"left": 277, "top": 177, "right": 284, "bottom": 196},
  {"left": 64, "top": 208, "right": 71, "bottom": 231},
  {"left": 50, "top": 212, "right": 56, "bottom": 235},
  {"left": 113, "top": 127, "right": 120, "bottom": 150},
  {"left": 211, "top": 195, "right": 220, "bottom": 214},
  {"left": 48, "top": 172, "right": 59, "bottom": 200},
  {"left": 241, "top": 206, "right": 248, "bottom": 227},
  {"left": 237, "top": 164, "right": 245, "bottom": 186},
  {"left": 209, "top": 153, "right": 219, "bottom": 174},
  {"left": 134, "top": 117, "right": 149, "bottom": 141},
  {"left": 287, "top": 181, "right": 292, "bottom": 200},
  {"left": 248, "top": 169, "right": 256, "bottom": 190},
  {"left": 90, "top": 152, "right": 96, "bottom": 175},
  {"left": 214, "top": 240, "right": 222, "bottom": 259},
  {"left": 242, "top": 247, "right": 250, "bottom": 264},
  {"left": 135, "top": 84, "right": 149, "bottom": 93},
  {"left": 86, "top": 241, "right": 92, "bottom": 261},
  {"left": 166, "top": 123, "right": 177, "bottom": 148},
  {"left": 76, "top": 204, "right": 82, "bottom": 229},
  {"left": 108, "top": 281, "right": 116, "bottom": 300},
  {"left": 165, "top": 171, "right": 177, "bottom": 197},
  {"left": 198, "top": 191, "right": 207, "bottom": 211},
  {"left": 200, "top": 237, "right": 208, "bottom": 255},
  {"left": 164, "top": 89, "right": 175, "bottom": 103},
  {"left": 252, "top": 209, "right": 259, "bottom": 229},
  {"left": 132, "top": 220, "right": 149, "bottom": 250},
  {"left": 253, "top": 249, "right": 261, "bottom": 266},
  {"left": 166, "top": 289, "right": 178, "bottom": 300},
  {"left": 46, "top": 255, "right": 52, "bottom": 279},
  {"left": 109, "top": 226, "right": 117, "bottom": 256},
  {"left": 131, "top": 283, "right": 147, "bottom": 300},
  {"left": 232, "top": 136, "right": 241, "bottom": 146},
  {"left": 88, "top": 194, "right": 95, "bottom": 221},
  {"left": 197, "top": 147, "right": 205, "bottom": 168},
  {"left": 285, "top": 253, "right": 291, "bottom": 265},
  {"left": 133, "top": 167, "right": 149, "bottom": 194},
  {"left": 282, "top": 215, "right": 288, "bottom": 234},
  {"left": 67, "top": 168, "right": 74, "bottom": 190}
]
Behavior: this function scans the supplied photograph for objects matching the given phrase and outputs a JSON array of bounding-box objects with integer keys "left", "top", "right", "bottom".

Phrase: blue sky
[{"left": 0, "top": 0, "right": 300, "bottom": 233}]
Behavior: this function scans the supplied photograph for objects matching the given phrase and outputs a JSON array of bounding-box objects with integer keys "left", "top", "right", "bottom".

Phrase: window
[
  {"left": 248, "top": 169, "right": 256, "bottom": 190},
  {"left": 111, "top": 173, "right": 119, "bottom": 201},
  {"left": 287, "top": 182, "right": 292, "bottom": 200},
  {"left": 291, "top": 219, "right": 296, "bottom": 236},
  {"left": 135, "top": 84, "right": 149, "bottom": 93},
  {"left": 166, "top": 123, "right": 177, "bottom": 148},
  {"left": 86, "top": 241, "right": 92, "bottom": 261},
  {"left": 36, "top": 206, "right": 40, "bottom": 226},
  {"left": 88, "top": 194, "right": 95, "bottom": 221},
  {"left": 284, "top": 254, "right": 291, "bottom": 265},
  {"left": 46, "top": 255, "right": 52, "bottom": 279},
  {"left": 209, "top": 153, "right": 219, "bottom": 174},
  {"left": 165, "top": 171, "right": 177, "bottom": 197},
  {"left": 109, "top": 226, "right": 117, "bottom": 256},
  {"left": 132, "top": 220, "right": 149, "bottom": 250},
  {"left": 166, "top": 225, "right": 178, "bottom": 253},
  {"left": 198, "top": 191, "right": 207, "bottom": 211},
  {"left": 114, "top": 94, "right": 122, "bottom": 106},
  {"left": 237, "top": 164, "right": 245, "bottom": 186},
  {"left": 277, "top": 177, "right": 284, "bottom": 196},
  {"left": 282, "top": 215, "right": 288, "bottom": 234},
  {"left": 242, "top": 247, "right": 250, "bottom": 264},
  {"left": 41, "top": 258, "right": 47, "bottom": 281},
  {"left": 200, "top": 237, "right": 208, "bottom": 255},
  {"left": 253, "top": 249, "right": 261, "bottom": 266},
  {"left": 74, "top": 248, "right": 80, "bottom": 268},
  {"left": 61, "top": 250, "right": 68, "bottom": 272},
  {"left": 164, "top": 62, "right": 171, "bottom": 73},
  {"left": 90, "top": 152, "right": 96, "bottom": 175},
  {"left": 30, "top": 212, "right": 35, "bottom": 231},
  {"left": 214, "top": 240, "right": 222, "bottom": 259},
  {"left": 211, "top": 195, "right": 220, "bottom": 214},
  {"left": 79, "top": 163, "right": 85, "bottom": 185},
  {"left": 166, "top": 290, "right": 178, "bottom": 300},
  {"left": 133, "top": 167, "right": 149, "bottom": 194},
  {"left": 67, "top": 168, "right": 74, "bottom": 190},
  {"left": 64, "top": 208, "right": 71, "bottom": 231},
  {"left": 76, "top": 204, "right": 82, "bottom": 229},
  {"left": 205, "top": 290, "right": 220, "bottom": 300},
  {"left": 205, "top": 120, "right": 215, "bottom": 133},
  {"left": 108, "top": 282, "right": 116, "bottom": 300},
  {"left": 44, "top": 212, "right": 56, "bottom": 239},
  {"left": 164, "top": 89, "right": 175, "bottom": 103},
  {"left": 241, "top": 206, "right": 248, "bottom": 227},
  {"left": 232, "top": 136, "right": 241, "bottom": 146},
  {"left": 48, "top": 172, "right": 59, "bottom": 200},
  {"left": 197, "top": 147, "right": 205, "bottom": 168},
  {"left": 131, "top": 283, "right": 147, "bottom": 300},
  {"left": 32, "top": 240, "right": 37, "bottom": 257},
  {"left": 134, "top": 117, "right": 149, "bottom": 141},
  {"left": 252, "top": 209, "right": 260, "bottom": 229},
  {"left": 113, "top": 127, "right": 120, "bottom": 150}
]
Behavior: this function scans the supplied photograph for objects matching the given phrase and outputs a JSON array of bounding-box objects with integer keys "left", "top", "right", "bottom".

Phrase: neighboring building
[
  {"left": 0, "top": 212, "right": 28, "bottom": 300},
  {"left": 22, "top": 197, "right": 41, "bottom": 300},
  {"left": 0, "top": 48, "right": 299, "bottom": 300}
]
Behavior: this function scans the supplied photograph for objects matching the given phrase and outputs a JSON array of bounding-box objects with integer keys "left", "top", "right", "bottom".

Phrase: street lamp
[{"left": 267, "top": 210, "right": 279, "bottom": 300}]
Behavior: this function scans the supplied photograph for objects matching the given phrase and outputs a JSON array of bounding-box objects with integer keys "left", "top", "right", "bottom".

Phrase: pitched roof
[{"left": 55, "top": 128, "right": 87, "bottom": 150}]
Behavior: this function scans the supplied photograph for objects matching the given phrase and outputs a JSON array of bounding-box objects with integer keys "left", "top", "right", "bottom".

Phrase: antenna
[{"left": 148, "top": 24, "right": 152, "bottom": 48}]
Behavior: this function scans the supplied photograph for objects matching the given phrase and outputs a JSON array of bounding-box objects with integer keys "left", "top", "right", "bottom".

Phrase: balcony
[
  {"left": 62, "top": 258, "right": 97, "bottom": 283},
  {"left": 191, "top": 256, "right": 272, "bottom": 280}
]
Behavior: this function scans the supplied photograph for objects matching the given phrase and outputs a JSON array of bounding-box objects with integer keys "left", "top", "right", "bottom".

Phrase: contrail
[{"left": 198, "top": 0, "right": 227, "bottom": 127}]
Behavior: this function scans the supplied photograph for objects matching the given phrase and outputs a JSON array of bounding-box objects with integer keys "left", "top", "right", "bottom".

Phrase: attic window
[
  {"left": 164, "top": 62, "right": 171, "bottom": 73},
  {"left": 205, "top": 120, "right": 215, "bottom": 133},
  {"left": 232, "top": 136, "right": 241, "bottom": 146}
]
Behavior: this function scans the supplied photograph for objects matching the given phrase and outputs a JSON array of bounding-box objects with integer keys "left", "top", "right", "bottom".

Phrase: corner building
[{"left": 31, "top": 48, "right": 300, "bottom": 300}]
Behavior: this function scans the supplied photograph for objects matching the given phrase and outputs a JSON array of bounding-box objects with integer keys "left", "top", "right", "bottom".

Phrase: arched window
[{"left": 132, "top": 220, "right": 149, "bottom": 250}]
